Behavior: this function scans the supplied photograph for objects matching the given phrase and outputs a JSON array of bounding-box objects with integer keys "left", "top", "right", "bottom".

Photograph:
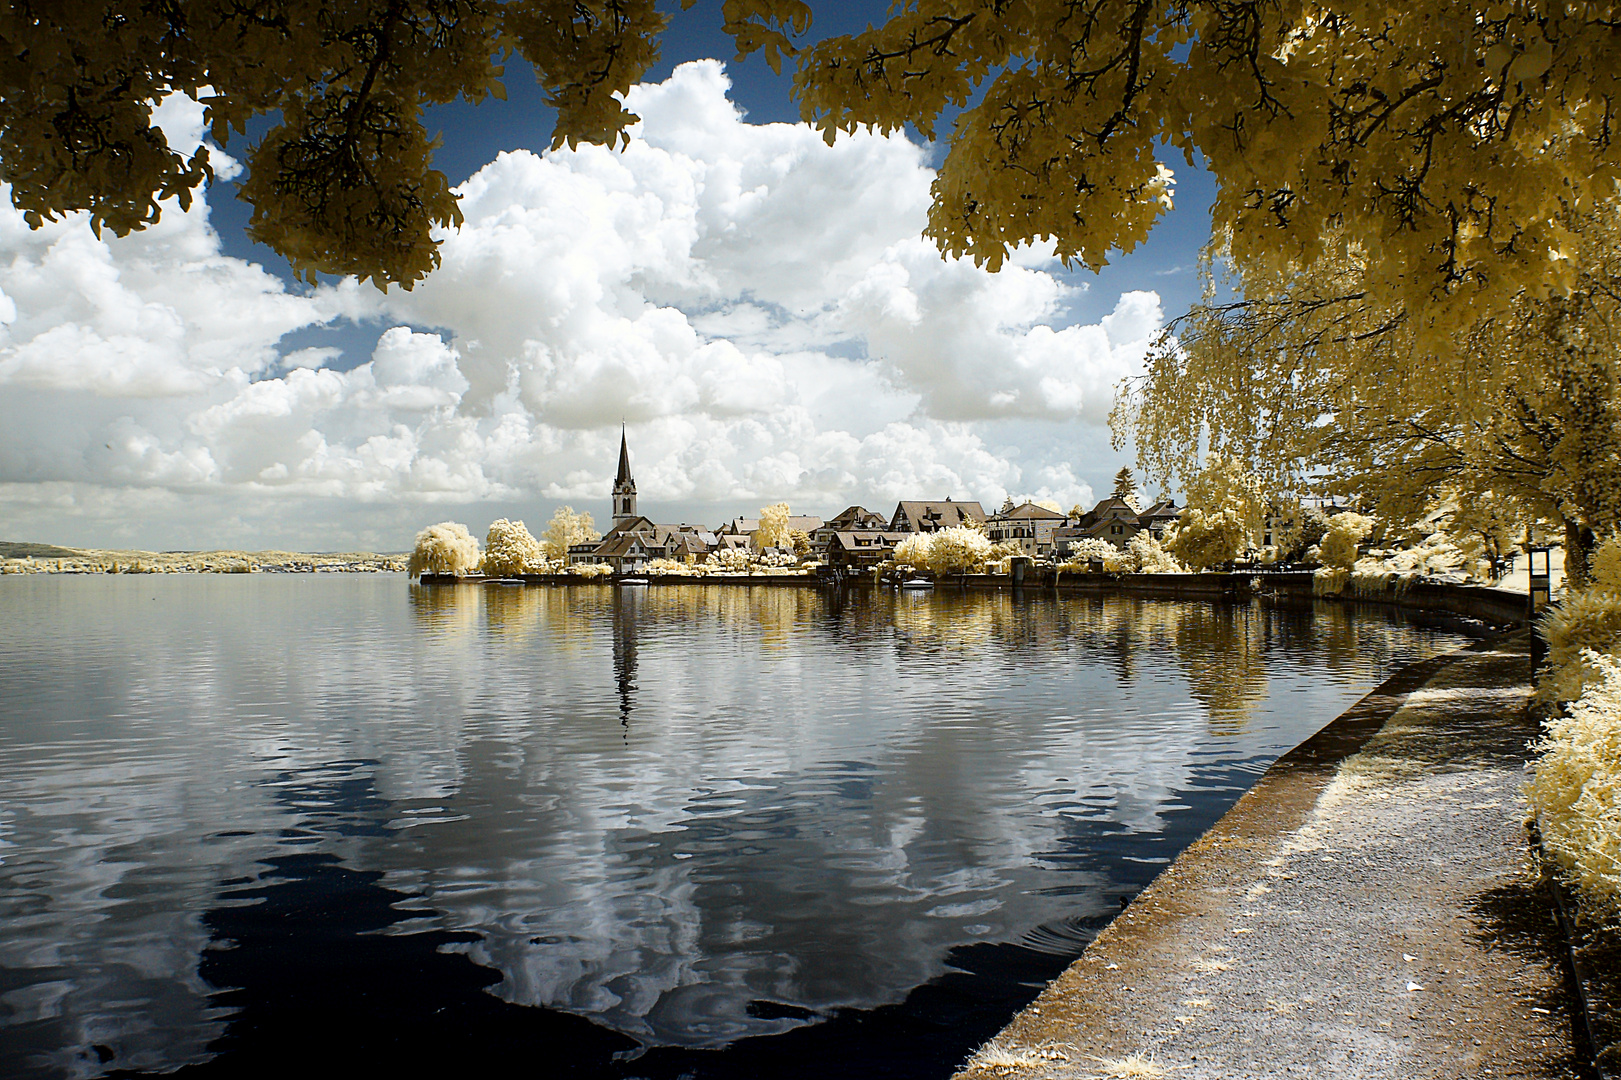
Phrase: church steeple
[{"left": 612, "top": 425, "right": 637, "bottom": 526}]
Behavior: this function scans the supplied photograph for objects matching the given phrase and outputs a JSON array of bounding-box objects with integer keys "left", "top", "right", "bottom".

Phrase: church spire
[{"left": 616, "top": 424, "right": 633, "bottom": 485}]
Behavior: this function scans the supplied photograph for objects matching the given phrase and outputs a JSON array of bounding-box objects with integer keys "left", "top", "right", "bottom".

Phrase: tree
[
  {"left": 407, "top": 520, "right": 479, "bottom": 577},
  {"left": 16, "top": 0, "right": 1621, "bottom": 315},
  {"left": 541, "top": 505, "right": 599, "bottom": 561},
  {"left": 1111, "top": 467, "right": 1138, "bottom": 508},
  {"left": 755, "top": 502, "right": 791, "bottom": 550},
  {"left": 1169, "top": 454, "right": 1268, "bottom": 569},
  {"left": 481, "top": 517, "right": 545, "bottom": 576},
  {"left": 1112, "top": 215, "right": 1621, "bottom": 585},
  {"left": 892, "top": 525, "right": 992, "bottom": 575}
]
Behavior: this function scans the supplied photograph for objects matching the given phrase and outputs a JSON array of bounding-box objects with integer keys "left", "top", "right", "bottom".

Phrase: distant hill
[
  {"left": 0, "top": 541, "right": 83, "bottom": 559},
  {"left": 1, "top": 541, "right": 408, "bottom": 573}
]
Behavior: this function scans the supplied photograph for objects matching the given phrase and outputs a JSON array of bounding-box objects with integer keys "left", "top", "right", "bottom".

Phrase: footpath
[{"left": 957, "top": 634, "right": 1593, "bottom": 1080}]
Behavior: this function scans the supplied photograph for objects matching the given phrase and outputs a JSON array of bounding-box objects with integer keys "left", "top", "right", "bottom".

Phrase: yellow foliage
[
  {"left": 21, "top": 0, "right": 1621, "bottom": 312},
  {"left": 1317, "top": 513, "right": 1376, "bottom": 571},
  {"left": 894, "top": 525, "right": 993, "bottom": 575},
  {"left": 407, "top": 521, "right": 480, "bottom": 577},
  {"left": 1538, "top": 588, "right": 1621, "bottom": 705},
  {"left": 756, "top": 502, "right": 791, "bottom": 549},
  {"left": 480, "top": 518, "right": 545, "bottom": 576},
  {"left": 541, "top": 506, "right": 600, "bottom": 560},
  {"left": 1530, "top": 650, "right": 1621, "bottom": 916}
]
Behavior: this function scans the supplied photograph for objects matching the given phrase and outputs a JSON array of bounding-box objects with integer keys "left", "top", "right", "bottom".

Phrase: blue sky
[{"left": 0, "top": 6, "right": 1217, "bottom": 551}]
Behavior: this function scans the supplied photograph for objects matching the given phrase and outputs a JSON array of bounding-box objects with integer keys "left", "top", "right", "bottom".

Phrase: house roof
[
  {"left": 1138, "top": 499, "right": 1180, "bottom": 521},
  {"left": 600, "top": 515, "right": 657, "bottom": 541},
  {"left": 593, "top": 533, "right": 654, "bottom": 558},
  {"left": 892, "top": 500, "right": 987, "bottom": 528},
  {"left": 827, "top": 531, "right": 911, "bottom": 551},
  {"left": 824, "top": 505, "right": 888, "bottom": 530},
  {"left": 989, "top": 502, "right": 1067, "bottom": 522}
]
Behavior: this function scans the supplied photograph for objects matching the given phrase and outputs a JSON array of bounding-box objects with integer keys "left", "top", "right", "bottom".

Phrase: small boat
[
  {"left": 617, "top": 576, "right": 650, "bottom": 586},
  {"left": 899, "top": 578, "right": 934, "bottom": 590},
  {"left": 483, "top": 578, "right": 527, "bottom": 586}
]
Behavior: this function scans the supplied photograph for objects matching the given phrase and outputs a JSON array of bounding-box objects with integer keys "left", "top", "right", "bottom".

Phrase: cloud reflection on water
[{"left": 0, "top": 577, "right": 1467, "bottom": 1071}]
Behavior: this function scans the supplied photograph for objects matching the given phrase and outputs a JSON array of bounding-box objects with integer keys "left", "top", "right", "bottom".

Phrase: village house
[
  {"left": 1051, "top": 496, "right": 1182, "bottom": 558},
  {"left": 812, "top": 506, "right": 889, "bottom": 550},
  {"left": 824, "top": 530, "right": 914, "bottom": 571},
  {"left": 985, "top": 501, "right": 1069, "bottom": 557}
]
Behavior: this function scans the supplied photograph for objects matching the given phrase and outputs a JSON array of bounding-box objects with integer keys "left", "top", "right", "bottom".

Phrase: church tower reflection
[{"left": 611, "top": 586, "right": 640, "bottom": 738}]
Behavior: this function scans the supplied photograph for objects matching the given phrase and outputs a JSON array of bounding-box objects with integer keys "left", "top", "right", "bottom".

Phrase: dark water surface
[{"left": 0, "top": 576, "right": 1473, "bottom": 1078}]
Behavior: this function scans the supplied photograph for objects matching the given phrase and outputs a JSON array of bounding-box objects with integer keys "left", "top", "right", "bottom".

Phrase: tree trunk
[{"left": 1565, "top": 518, "right": 1596, "bottom": 589}]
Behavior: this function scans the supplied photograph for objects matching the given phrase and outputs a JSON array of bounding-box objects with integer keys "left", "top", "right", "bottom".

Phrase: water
[{"left": 0, "top": 576, "right": 1473, "bottom": 1078}]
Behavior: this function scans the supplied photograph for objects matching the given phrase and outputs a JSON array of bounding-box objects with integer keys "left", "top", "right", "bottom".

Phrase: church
[{"left": 566, "top": 429, "right": 720, "bottom": 571}]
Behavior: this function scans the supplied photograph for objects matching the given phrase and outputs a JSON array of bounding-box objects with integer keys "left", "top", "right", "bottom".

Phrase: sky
[{"left": 0, "top": 4, "right": 1217, "bottom": 552}]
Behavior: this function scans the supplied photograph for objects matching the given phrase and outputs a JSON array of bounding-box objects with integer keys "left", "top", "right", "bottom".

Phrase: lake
[{"left": 0, "top": 576, "right": 1473, "bottom": 1078}]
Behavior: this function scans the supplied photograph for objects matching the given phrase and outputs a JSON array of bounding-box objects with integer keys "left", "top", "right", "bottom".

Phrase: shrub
[
  {"left": 891, "top": 527, "right": 993, "bottom": 575},
  {"left": 710, "top": 546, "right": 758, "bottom": 572},
  {"left": 1125, "top": 531, "right": 1181, "bottom": 573},
  {"left": 1530, "top": 649, "right": 1621, "bottom": 915},
  {"left": 1170, "top": 507, "right": 1251, "bottom": 569},
  {"left": 647, "top": 558, "right": 691, "bottom": 574},
  {"left": 928, "top": 525, "right": 993, "bottom": 574},
  {"left": 1313, "top": 566, "right": 1351, "bottom": 595},
  {"left": 480, "top": 518, "right": 545, "bottom": 577},
  {"left": 408, "top": 522, "right": 480, "bottom": 578},
  {"left": 1059, "top": 537, "right": 1128, "bottom": 572},
  {"left": 1316, "top": 512, "right": 1375, "bottom": 570},
  {"left": 1538, "top": 587, "right": 1621, "bottom": 704},
  {"left": 892, "top": 533, "right": 933, "bottom": 573},
  {"left": 1593, "top": 535, "right": 1621, "bottom": 590},
  {"left": 569, "top": 562, "right": 613, "bottom": 578}
]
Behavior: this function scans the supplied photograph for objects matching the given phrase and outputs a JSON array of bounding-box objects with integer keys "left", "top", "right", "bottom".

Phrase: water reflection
[
  {"left": 614, "top": 588, "right": 639, "bottom": 738},
  {"left": 0, "top": 577, "right": 1473, "bottom": 1077}
]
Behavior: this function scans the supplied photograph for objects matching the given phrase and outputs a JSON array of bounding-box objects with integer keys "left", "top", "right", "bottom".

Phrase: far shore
[{"left": 1, "top": 540, "right": 406, "bottom": 574}]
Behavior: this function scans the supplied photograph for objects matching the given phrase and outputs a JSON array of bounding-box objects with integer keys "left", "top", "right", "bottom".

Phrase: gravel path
[{"left": 956, "top": 635, "right": 1591, "bottom": 1080}]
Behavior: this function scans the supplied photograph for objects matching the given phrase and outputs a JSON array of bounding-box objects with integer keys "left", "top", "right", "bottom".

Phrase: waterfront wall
[{"left": 417, "top": 570, "right": 1531, "bottom": 630}]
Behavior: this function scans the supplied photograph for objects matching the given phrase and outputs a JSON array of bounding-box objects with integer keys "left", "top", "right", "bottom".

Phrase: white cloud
[{"left": 0, "top": 61, "right": 1155, "bottom": 549}]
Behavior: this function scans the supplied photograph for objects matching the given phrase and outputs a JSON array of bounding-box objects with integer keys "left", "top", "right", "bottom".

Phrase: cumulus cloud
[{"left": 0, "top": 63, "right": 1158, "bottom": 549}]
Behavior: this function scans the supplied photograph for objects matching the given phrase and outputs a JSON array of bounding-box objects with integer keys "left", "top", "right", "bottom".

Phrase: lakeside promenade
[{"left": 957, "top": 634, "right": 1590, "bottom": 1079}]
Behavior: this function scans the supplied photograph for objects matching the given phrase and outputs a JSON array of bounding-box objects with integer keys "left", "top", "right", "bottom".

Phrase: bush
[
  {"left": 1593, "top": 535, "right": 1621, "bottom": 590},
  {"left": 408, "top": 522, "right": 480, "bottom": 578},
  {"left": 1058, "top": 537, "right": 1127, "bottom": 572},
  {"left": 710, "top": 547, "right": 758, "bottom": 572},
  {"left": 481, "top": 518, "right": 545, "bottom": 577},
  {"left": 1316, "top": 512, "right": 1376, "bottom": 570},
  {"left": 1125, "top": 531, "right": 1181, "bottom": 573},
  {"left": 1538, "top": 587, "right": 1621, "bottom": 705},
  {"left": 1170, "top": 507, "right": 1251, "bottom": 569},
  {"left": 1530, "top": 649, "right": 1621, "bottom": 915}
]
